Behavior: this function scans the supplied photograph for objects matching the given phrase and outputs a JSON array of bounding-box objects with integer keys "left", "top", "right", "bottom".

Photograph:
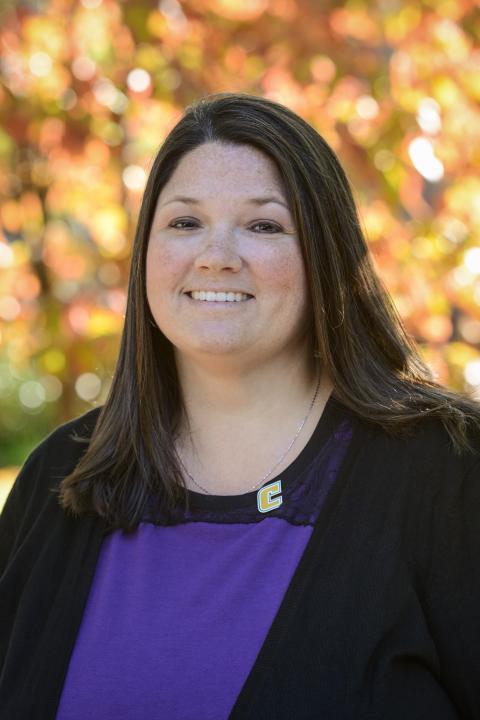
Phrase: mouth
[
  {"left": 184, "top": 292, "right": 255, "bottom": 308},
  {"left": 185, "top": 291, "right": 254, "bottom": 303}
]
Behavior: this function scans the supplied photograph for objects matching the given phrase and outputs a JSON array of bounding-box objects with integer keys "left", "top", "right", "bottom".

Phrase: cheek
[
  {"left": 261, "top": 247, "right": 310, "bottom": 335},
  {"left": 261, "top": 245, "right": 307, "bottom": 298},
  {"left": 146, "top": 241, "right": 186, "bottom": 289}
]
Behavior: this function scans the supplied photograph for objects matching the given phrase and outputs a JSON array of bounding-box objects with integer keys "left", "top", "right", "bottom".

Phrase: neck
[
  {"left": 173, "top": 356, "right": 332, "bottom": 474},
  {"left": 176, "top": 351, "right": 321, "bottom": 432},
  {"left": 173, "top": 350, "right": 334, "bottom": 494}
]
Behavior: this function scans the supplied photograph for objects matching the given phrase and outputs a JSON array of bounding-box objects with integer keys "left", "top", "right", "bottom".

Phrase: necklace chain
[{"left": 176, "top": 376, "right": 321, "bottom": 496}]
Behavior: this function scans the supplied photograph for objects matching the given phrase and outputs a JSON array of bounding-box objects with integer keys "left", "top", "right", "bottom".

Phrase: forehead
[{"left": 159, "top": 142, "right": 286, "bottom": 199}]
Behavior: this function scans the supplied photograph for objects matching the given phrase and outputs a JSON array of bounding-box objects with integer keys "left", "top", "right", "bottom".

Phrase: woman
[{"left": 1, "top": 93, "right": 480, "bottom": 720}]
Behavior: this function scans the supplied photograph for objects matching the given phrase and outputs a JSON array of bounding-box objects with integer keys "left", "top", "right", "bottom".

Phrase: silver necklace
[{"left": 176, "top": 376, "right": 321, "bottom": 495}]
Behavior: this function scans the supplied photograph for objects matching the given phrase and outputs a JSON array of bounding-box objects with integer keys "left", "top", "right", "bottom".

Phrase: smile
[
  {"left": 187, "top": 290, "right": 251, "bottom": 302},
  {"left": 185, "top": 293, "right": 254, "bottom": 308}
]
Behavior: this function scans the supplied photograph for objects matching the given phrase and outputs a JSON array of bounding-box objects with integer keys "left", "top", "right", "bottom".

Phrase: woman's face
[{"left": 146, "top": 141, "right": 310, "bottom": 368}]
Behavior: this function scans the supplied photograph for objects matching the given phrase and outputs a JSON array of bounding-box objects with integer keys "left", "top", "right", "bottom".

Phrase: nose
[{"left": 193, "top": 227, "right": 242, "bottom": 272}]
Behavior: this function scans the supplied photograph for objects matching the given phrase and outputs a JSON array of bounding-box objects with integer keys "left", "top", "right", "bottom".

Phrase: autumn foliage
[{"left": 0, "top": 0, "right": 479, "bottom": 461}]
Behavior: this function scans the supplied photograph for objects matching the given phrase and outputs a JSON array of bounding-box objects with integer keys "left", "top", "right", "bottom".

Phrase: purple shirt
[{"left": 56, "top": 398, "right": 352, "bottom": 719}]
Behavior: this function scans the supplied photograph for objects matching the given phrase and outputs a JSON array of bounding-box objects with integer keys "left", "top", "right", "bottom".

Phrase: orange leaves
[
  {"left": 67, "top": 301, "right": 123, "bottom": 338},
  {"left": 88, "top": 205, "right": 128, "bottom": 257},
  {"left": 22, "top": 15, "right": 69, "bottom": 61},
  {"left": 329, "top": 6, "right": 383, "bottom": 44},
  {"left": 205, "top": 0, "right": 269, "bottom": 22},
  {"left": 43, "top": 221, "right": 91, "bottom": 280},
  {"left": 1, "top": 0, "right": 480, "bottom": 446}
]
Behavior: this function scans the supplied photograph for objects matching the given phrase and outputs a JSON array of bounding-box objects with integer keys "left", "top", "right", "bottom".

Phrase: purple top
[{"left": 56, "top": 397, "right": 353, "bottom": 719}]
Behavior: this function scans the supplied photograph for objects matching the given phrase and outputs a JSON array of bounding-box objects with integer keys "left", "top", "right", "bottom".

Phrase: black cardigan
[{"left": 1, "top": 403, "right": 480, "bottom": 719}]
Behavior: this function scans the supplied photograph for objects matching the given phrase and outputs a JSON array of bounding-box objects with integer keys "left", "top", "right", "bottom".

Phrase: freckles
[
  {"left": 147, "top": 240, "right": 185, "bottom": 277},
  {"left": 263, "top": 245, "right": 306, "bottom": 291},
  {"left": 159, "top": 247, "right": 181, "bottom": 271}
]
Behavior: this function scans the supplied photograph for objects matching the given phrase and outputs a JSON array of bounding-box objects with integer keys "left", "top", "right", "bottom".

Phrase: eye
[
  {"left": 249, "top": 221, "right": 283, "bottom": 233},
  {"left": 168, "top": 218, "right": 198, "bottom": 230}
]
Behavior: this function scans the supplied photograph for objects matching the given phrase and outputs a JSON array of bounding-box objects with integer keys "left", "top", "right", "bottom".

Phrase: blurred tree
[{"left": 1, "top": 0, "right": 479, "bottom": 465}]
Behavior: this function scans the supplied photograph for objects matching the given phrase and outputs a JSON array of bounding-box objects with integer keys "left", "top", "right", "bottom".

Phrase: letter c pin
[{"left": 257, "top": 480, "right": 283, "bottom": 513}]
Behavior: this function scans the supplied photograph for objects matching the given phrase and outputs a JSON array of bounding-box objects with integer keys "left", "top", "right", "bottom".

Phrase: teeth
[{"left": 190, "top": 291, "right": 250, "bottom": 302}]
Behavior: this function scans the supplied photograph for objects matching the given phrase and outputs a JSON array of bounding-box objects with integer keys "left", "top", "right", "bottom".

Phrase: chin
[{"left": 174, "top": 336, "right": 252, "bottom": 358}]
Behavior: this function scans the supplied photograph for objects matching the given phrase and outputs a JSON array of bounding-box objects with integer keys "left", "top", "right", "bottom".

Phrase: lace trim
[{"left": 143, "top": 419, "right": 353, "bottom": 527}]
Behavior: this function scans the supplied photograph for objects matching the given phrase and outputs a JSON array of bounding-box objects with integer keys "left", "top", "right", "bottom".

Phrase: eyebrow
[{"left": 159, "top": 195, "right": 290, "bottom": 210}]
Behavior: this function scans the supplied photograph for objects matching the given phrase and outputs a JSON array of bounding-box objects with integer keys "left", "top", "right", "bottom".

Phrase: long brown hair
[{"left": 58, "top": 92, "right": 480, "bottom": 532}]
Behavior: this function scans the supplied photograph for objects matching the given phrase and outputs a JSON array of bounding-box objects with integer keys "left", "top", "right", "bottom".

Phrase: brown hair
[{"left": 58, "top": 92, "right": 480, "bottom": 532}]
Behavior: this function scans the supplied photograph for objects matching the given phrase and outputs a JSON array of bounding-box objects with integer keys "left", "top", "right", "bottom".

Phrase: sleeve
[{"left": 420, "top": 455, "right": 480, "bottom": 719}]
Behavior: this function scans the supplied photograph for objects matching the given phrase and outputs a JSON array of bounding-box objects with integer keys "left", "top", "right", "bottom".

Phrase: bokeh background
[{"left": 1, "top": 0, "right": 479, "bottom": 506}]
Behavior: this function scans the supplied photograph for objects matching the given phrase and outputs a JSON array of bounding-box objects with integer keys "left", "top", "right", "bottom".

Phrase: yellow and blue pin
[{"left": 257, "top": 480, "right": 283, "bottom": 513}]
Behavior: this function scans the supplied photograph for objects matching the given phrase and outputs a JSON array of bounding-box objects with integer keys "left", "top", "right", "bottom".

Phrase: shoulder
[
  {"left": 353, "top": 409, "right": 480, "bottom": 474},
  {"left": 42, "top": 404, "right": 103, "bottom": 450},
  {"left": 350, "top": 412, "right": 480, "bottom": 530},
  {"left": 36, "top": 404, "right": 103, "bottom": 463},
  {"left": 344, "top": 407, "right": 480, "bottom": 524},
  {"left": 24, "top": 405, "right": 103, "bottom": 476},
  {"left": 0, "top": 406, "right": 104, "bottom": 561},
  {"left": 6, "top": 406, "right": 104, "bottom": 512},
  {"left": 347, "top": 412, "right": 480, "bottom": 565},
  {"left": 412, "top": 415, "right": 480, "bottom": 481}
]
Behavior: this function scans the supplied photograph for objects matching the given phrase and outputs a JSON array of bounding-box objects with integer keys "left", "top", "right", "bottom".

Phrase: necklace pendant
[{"left": 257, "top": 480, "right": 283, "bottom": 513}]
